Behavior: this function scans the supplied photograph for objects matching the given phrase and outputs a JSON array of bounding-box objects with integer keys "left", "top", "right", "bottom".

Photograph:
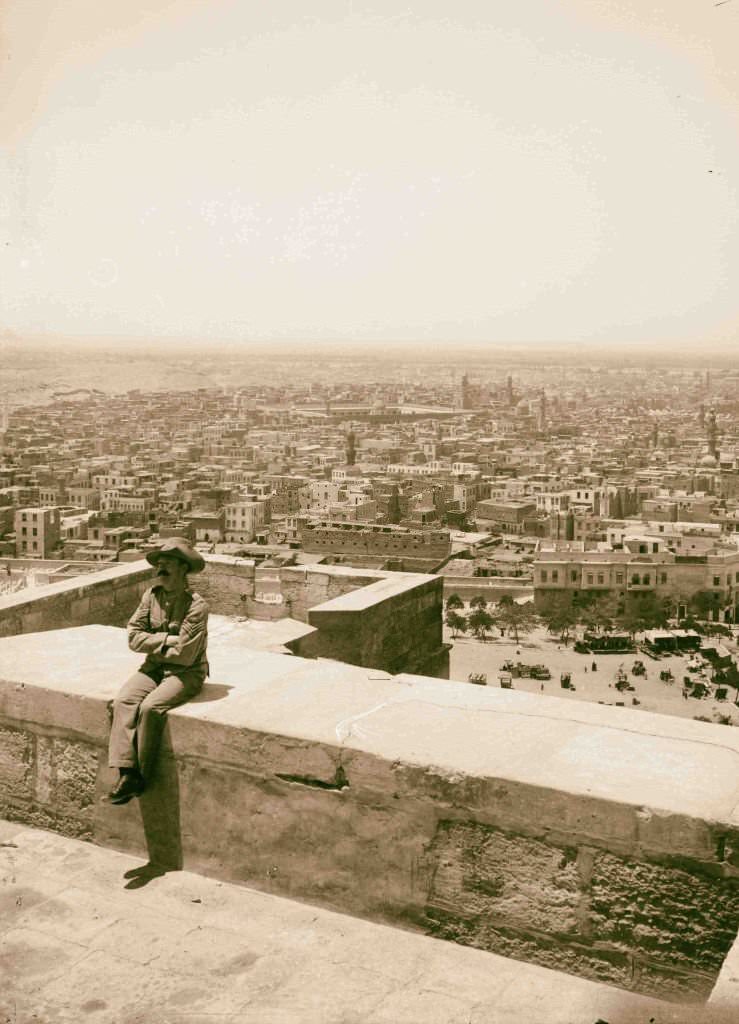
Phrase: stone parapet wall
[
  {"left": 192, "top": 555, "right": 257, "bottom": 616},
  {"left": 279, "top": 565, "right": 385, "bottom": 623},
  {"left": 197, "top": 558, "right": 447, "bottom": 676},
  {"left": 0, "top": 562, "right": 151, "bottom": 638},
  {"left": 0, "top": 557, "right": 447, "bottom": 677},
  {"left": 306, "top": 574, "right": 446, "bottom": 677},
  {"left": 441, "top": 575, "right": 534, "bottom": 604},
  {"left": 0, "top": 625, "right": 738, "bottom": 1005}
]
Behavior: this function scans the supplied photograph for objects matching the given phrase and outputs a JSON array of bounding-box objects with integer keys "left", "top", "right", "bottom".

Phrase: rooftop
[{"left": 0, "top": 819, "right": 708, "bottom": 1024}]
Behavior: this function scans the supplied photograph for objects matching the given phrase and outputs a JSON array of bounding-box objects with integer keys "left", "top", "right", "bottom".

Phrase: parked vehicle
[
  {"left": 530, "top": 665, "right": 552, "bottom": 680},
  {"left": 631, "top": 660, "right": 646, "bottom": 677},
  {"left": 585, "top": 632, "right": 634, "bottom": 653},
  {"left": 574, "top": 640, "right": 590, "bottom": 654}
]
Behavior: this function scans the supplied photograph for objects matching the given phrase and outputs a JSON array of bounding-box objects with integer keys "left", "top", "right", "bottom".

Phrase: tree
[
  {"left": 661, "top": 591, "right": 690, "bottom": 623},
  {"left": 468, "top": 608, "right": 494, "bottom": 641},
  {"left": 445, "top": 610, "right": 468, "bottom": 639},
  {"left": 690, "top": 590, "right": 724, "bottom": 623},
  {"left": 616, "top": 594, "right": 667, "bottom": 639},
  {"left": 538, "top": 593, "right": 578, "bottom": 645},
  {"left": 446, "top": 593, "right": 464, "bottom": 612},
  {"left": 497, "top": 601, "right": 536, "bottom": 644},
  {"left": 577, "top": 594, "right": 618, "bottom": 636},
  {"left": 470, "top": 594, "right": 488, "bottom": 611}
]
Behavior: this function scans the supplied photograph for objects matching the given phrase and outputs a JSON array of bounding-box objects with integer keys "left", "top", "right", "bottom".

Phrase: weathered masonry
[
  {"left": 1, "top": 622, "right": 739, "bottom": 1007},
  {"left": 0, "top": 557, "right": 449, "bottom": 678}
]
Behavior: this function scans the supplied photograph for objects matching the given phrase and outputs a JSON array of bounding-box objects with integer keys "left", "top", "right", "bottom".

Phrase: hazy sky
[{"left": 1, "top": 0, "right": 737, "bottom": 346}]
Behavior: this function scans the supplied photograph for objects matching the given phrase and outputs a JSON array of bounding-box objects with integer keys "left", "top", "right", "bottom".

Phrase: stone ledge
[{"left": 1, "top": 624, "right": 739, "bottom": 1004}]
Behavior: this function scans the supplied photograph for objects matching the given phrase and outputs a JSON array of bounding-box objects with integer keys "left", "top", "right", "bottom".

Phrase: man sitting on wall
[{"left": 107, "top": 537, "right": 209, "bottom": 805}]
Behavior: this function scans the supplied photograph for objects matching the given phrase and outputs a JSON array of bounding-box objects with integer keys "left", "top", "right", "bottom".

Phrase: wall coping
[
  {"left": 2, "top": 624, "right": 739, "bottom": 831},
  {"left": 0, "top": 559, "right": 151, "bottom": 612},
  {"left": 309, "top": 573, "right": 435, "bottom": 613}
]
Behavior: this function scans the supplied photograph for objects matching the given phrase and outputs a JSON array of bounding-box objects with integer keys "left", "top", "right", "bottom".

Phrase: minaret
[
  {"left": 699, "top": 403, "right": 705, "bottom": 428},
  {"left": 346, "top": 430, "right": 356, "bottom": 467},
  {"left": 506, "top": 375, "right": 514, "bottom": 405},
  {"left": 537, "top": 391, "right": 547, "bottom": 431},
  {"left": 707, "top": 408, "right": 718, "bottom": 459},
  {"left": 651, "top": 422, "right": 659, "bottom": 448},
  {"left": 387, "top": 484, "right": 401, "bottom": 524}
]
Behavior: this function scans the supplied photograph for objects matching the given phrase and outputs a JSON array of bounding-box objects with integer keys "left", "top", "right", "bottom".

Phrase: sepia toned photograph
[{"left": 1, "top": 2, "right": 738, "bottom": 1022}]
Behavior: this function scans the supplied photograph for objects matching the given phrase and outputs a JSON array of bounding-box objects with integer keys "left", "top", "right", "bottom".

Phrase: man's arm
[
  {"left": 156, "top": 595, "right": 208, "bottom": 667},
  {"left": 127, "top": 589, "right": 169, "bottom": 655}
]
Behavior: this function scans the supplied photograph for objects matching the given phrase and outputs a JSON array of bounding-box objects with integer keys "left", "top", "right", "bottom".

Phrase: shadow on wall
[{"left": 119, "top": 682, "right": 233, "bottom": 888}]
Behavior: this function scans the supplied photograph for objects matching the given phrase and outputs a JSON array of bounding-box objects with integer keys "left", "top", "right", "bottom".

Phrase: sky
[{"left": 1, "top": 0, "right": 738, "bottom": 347}]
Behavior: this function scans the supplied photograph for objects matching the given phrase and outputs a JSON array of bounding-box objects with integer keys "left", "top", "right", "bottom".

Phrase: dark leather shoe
[{"left": 108, "top": 772, "right": 145, "bottom": 805}]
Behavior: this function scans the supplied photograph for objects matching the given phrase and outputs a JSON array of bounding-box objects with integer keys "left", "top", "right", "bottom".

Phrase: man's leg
[
  {"left": 137, "top": 670, "right": 203, "bottom": 781},
  {"left": 108, "top": 670, "right": 158, "bottom": 770}
]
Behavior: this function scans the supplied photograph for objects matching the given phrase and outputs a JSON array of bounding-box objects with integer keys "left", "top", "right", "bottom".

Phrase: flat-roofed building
[{"left": 14, "top": 506, "right": 61, "bottom": 558}]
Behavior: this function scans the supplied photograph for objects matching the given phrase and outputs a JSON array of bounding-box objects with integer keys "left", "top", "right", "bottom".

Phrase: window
[
  {"left": 631, "top": 574, "right": 640, "bottom": 585},
  {"left": 571, "top": 570, "right": 578, "bottom": 583},
  {"left": 21, "top": 527, "right": 26, "bottom": 536},
  {"left": 32, "top": 541, "right": 37, "bottom": 550},
  {"left": 652, "top": 543, "right": 659, "bottom": 553},
  {"left": 660, "top": 573, "right": 667, "bottom": 585},
  {"left": 615, "top": 572, "right": 624, "bottom": 585},
  {"left": 639, "top": 544, "right": 647, "bottom": 554},
  {"left": 597, "top": 574, "right": 604, "bottom": 585},
  {"left": 551, "top": 570, "right": 559, "bottom": 582},
  {"left": 587, "top": 573, "right": 594, "bottom": 586},
  {"left": 714, "top": 576, "right": 721, "bottom": 587},
  {"left": 643, "top": 574, "right": 650, "bottom": 585},
  {"left": 32, "top": 528, "right": 37, "bottom": 537}
]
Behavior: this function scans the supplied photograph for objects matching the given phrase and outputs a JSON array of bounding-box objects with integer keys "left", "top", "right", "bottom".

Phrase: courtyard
[{"left": 447, "top": 622, "right": 739, "bottom": 727}]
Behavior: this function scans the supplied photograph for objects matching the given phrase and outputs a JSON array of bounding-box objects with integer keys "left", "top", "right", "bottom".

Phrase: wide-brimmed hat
[{"left": 145, "top": 537, "right": 205, "bottom": 574}]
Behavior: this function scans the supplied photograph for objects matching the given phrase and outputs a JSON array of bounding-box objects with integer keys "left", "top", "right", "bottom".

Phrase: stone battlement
[
  {"left": 1, "top": 623, "right": 739, "bottom": 1007},
  {"left": 0, "top": 556, "right": 448, "bottom": 677}
]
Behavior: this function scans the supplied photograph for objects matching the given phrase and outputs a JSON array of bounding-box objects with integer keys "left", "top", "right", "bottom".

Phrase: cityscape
[
  {"left": 4, "top": 343, "right": 739, "bottom": 729},
  {"left": 2, "top": 344, "right": 739, "bottom": 1022},
  {"left": 2, "top": 0, "right": 739, "bottom": 1020}
]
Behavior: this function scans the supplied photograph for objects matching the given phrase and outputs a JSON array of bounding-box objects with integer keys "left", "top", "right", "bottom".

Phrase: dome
[{"left": 699, "top": 452, "right": 717, "bottom": 467}]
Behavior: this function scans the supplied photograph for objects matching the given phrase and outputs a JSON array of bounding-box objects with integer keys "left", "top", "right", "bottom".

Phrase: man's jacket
[{"left": 127, "top": 585, "right": 209, "bottom": 675}]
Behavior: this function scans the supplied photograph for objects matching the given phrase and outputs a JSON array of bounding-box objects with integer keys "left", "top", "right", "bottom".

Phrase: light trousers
[{"left": 108, "top": 663, "right": 204, "bottom": 780}]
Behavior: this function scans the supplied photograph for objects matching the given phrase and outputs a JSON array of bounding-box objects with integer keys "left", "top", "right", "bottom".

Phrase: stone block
[
  {"left": 69, "top": 597, "right": 91, "bottom": 620},
  {"left": 0, "top": 725, "right": 33, "bottom": 801},
  {"left": 588, "top": 850, "right": 739, "bottom": 976},
  {"left": 425, "top": 821, "right": 583, "bottom": 938},
  {"left": 426, "top": 911, "right": 633, "bottom": 992},
  {"left": 90, "top": 588, "right": 114, "bottom": 613},
  {"left": 51, "top": 738, "right": 99, "bottom": 817}
]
